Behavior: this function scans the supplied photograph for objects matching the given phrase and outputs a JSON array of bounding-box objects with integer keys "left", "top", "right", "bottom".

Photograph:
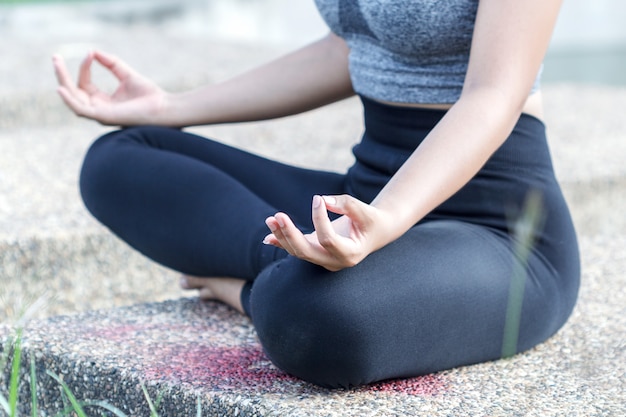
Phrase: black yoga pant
[{"left": 79, "top": 96, "right": 580, "bottom": 388}]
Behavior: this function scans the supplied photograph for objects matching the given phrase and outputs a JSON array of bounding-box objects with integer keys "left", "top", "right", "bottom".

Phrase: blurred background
[{"left": 1, "top": 0, "right": 625, "bottom": 86}]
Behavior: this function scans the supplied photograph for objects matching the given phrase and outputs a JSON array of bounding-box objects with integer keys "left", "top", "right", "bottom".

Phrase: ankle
[{"left": 211, "top": 278, "right": 246, "bottom": 314}]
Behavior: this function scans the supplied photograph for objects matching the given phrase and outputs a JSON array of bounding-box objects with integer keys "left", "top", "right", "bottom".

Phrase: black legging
[{"left": 79, "top": 96, "right": 580, "bottom": 388}]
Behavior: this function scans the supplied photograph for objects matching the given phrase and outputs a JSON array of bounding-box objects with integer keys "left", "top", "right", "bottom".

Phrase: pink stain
[
  {"left": 80, "top": 322, "right": 447, "bottom": 396},
  {"left": 144, "top": 344, "right": 297, "bottom": 391},
  {"left": 144, "top": 343, "right": 447, "bottom": 396}
]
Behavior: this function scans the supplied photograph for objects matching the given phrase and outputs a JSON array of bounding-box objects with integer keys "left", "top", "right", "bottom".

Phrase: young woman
[{"left": 53, "top": 0, "right": 579, "bottom": 388}]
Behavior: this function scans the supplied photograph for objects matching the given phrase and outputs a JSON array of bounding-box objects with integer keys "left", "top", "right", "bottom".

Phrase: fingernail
[
  {"left": 262, "top": 235, "right": 272, "bottom": 245},
  {"left": 277, "top": 216, "right": 286, "bottom": 228},
  {"left": 265, "top": 218, "right": 277, "bottom": 232},
  {"left": 179, "top": 276, "right": 188, "bottom": 288},
  {"left": 313, "top": 195, "right": 322, "bottom": 208},
  {"left": 323, "top": 196, "right": 337, "bottom": 205}
]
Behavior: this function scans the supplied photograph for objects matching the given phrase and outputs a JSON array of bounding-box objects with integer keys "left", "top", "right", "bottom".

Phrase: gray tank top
[{"left": 314, "top": 0, "right": 541, "bottom": 104}]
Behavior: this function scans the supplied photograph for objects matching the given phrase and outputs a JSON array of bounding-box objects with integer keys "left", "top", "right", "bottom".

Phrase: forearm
[
  {"left": 370, "top": 89, "right": 524, "bottom": 246},
  {"left": 160, "top": 33, "right": 354, "bottom": 127}
]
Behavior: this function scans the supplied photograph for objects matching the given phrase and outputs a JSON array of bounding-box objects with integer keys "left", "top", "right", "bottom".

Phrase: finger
[
  {"left": 262, "top": 232, "right": 283, "bottom": 249},
  {"left": 78, "top": 51, "right": 97, "bottom": 93},
  {"left": 52, "top": 54, "right": 78, "bottom": 92},
  {"left": 93, "top": 49, "right": 134, "bottom": 81},
  {"left": 56, "top": 86, "right": 92, "bottom": 118},
  {"left": 311, "top": 195, "right": 340, "bottom": 250},
  {"left": 270, "top": 213, "right": 314, "bottom": 260},
  {"left": 265, "top": 215, "right": 295, "bottom": 254}
]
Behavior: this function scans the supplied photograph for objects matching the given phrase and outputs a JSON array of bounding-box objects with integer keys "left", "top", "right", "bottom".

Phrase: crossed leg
[{"left": 79, "top": 125, "right": 346, "bottom": 311}]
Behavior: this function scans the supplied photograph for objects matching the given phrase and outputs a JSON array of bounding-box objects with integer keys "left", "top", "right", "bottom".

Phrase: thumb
[{"left": 93, "top": 50, "right": 135, "bottom": 81}]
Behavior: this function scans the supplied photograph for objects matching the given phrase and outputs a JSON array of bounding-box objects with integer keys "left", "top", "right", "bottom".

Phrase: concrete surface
[
  {"left": 1, "top": 235, "right": 625, "bottom": 416},
  {"left": 1, "top": 3, "right": 625, "bottom": 416}
]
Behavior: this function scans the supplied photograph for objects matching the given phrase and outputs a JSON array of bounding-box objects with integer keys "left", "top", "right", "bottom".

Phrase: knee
[
  {"left": 250, "top": 262, "right": 374, "bottom": 388},
  {"left": 255, "top": 302, "right": 370, "bottom": 389},
  {"left": 79, "top": 127, "right": 155, "bottom": 211},
  {"left": 79, "top": 130, "right": 127, "bottom": 217}
]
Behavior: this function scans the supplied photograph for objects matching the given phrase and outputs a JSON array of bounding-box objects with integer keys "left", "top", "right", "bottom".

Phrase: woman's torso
[{"left": 314, "top": 0, "right": 544, "bottom": 119}]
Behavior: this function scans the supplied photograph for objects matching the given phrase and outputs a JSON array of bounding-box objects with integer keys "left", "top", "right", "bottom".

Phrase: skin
[{"left": 53, "top": 0, "right": 563, "bottom": 313}]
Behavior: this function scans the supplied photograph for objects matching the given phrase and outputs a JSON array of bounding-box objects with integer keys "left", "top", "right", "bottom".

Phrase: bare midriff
[{"left": 372, "top": 91, "right": 544, "bottom": 120}]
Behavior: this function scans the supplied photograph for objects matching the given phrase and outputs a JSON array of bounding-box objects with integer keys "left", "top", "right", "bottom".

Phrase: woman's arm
[
  {"left": 265, "top": 0, "right": 563, "bottom": 270},
  {"left": 53, "top": 33, "right": 354, "bottom": 127},
  {"left": 370, "top": 0, "right": 563, "bottom": 238},
  {"left": 164, "top": 32, "right": 354, "bottom": 127}
]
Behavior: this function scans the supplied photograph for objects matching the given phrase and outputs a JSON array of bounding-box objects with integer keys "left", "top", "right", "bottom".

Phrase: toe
[
  {"left": 179, "top": 275, "right": 191, "bottom": 289},
  {"left": 179, "top": 275, "right": 206, "bottom": 290}
]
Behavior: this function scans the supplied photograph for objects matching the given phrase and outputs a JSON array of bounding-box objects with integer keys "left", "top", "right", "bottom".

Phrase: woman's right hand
[{"left": 52, "top": 50, "right": 166, "bottom": 126}]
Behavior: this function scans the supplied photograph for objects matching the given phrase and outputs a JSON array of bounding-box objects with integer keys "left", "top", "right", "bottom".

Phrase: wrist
[
  {"left": 372, "top": 199, "right": 422, "bottom": 239},
  {"left": 157, "top": 90, "right": 188, "bottom": 127}
]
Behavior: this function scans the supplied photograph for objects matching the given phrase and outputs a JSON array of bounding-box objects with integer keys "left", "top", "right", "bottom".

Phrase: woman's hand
[
  {"left": 52, "top": 50, "right": 166, "bottom": 126},
  {"left": 263, "top": 195, "right": 391, "bottom": 271}
]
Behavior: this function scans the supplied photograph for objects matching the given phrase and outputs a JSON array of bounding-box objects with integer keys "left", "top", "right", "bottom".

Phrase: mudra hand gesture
[
  {"left": 264, "top": 194, "right": 389, "bottom": 271},
  {"left": 53, "top": 50, "right": 165, "bottom": 126}
]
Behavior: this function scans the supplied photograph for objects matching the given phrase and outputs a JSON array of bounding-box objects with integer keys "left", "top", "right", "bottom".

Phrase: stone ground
[{"left": 1, "top": 3, "right": 625, "bottom": 417}]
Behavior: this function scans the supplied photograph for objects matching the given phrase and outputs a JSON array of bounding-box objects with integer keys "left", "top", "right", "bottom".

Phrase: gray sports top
[{"left": 314, "top": 0, "right": 541, "bottom": 104}]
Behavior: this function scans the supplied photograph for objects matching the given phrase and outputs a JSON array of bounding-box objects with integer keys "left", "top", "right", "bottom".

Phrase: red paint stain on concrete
[
  {"left": 80, "top": 322, "right": 447, "bottom": 395},
  {"left": 144, "top": 344, "right": 447, "bottom": 396},
  {"left": 144, "top": 344, "right": 296, "bottom": 391}
]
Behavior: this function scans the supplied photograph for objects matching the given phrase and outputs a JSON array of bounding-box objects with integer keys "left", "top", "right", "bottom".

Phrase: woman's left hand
[{"left": 264, "top": 195, "right": 389, "bottom": 271}]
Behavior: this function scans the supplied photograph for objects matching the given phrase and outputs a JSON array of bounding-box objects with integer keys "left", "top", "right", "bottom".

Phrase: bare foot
[{"left": 180, "top": 275, "right": 246, "bottom": 314}]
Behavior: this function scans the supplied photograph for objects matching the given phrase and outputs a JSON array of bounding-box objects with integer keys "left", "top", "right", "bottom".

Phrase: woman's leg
[
  {"left": 250, "top": 220, "right": 573, "bottom": 388},
  {"left": 79, "top": 126, "right": 345, "bottom": 279}
]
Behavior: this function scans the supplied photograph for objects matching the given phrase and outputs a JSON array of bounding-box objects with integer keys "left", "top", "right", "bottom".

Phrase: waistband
[{"left": 357, "top": 95, "right": 554, "bottom": 174}]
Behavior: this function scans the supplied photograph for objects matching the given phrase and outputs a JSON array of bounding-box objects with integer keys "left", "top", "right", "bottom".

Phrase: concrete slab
[{"left": 2, "top": 236, "right": 624, "bottom": 416}]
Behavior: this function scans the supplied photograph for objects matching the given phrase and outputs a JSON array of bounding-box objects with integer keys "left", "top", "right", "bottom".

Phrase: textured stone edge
[
  {"left": 0, "top": 324, "right": 274, "bottom": 417},
  {"left": 2, "top": 233, "right": 625, "bottom": 417},
  {"left": 0, "top": 230, "right": 184, "bottom": 323}
]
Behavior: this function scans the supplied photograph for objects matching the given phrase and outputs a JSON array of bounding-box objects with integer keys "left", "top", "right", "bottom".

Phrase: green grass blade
[
  {"left": 46, "top": 370, "right": 87, "bottom": 417},
  {"left": 154, "top": 389, "right": 164, "bottom": 410},
  {"left": 80, "top": 400, "right": 128, "bottom": 417},
  {"left": 141, "top": 384, "right": 159, "bottom": 417},
  {"left": 59, "top": 387, "right": 69, "bottom": 415},
  {"left": 51, "top": 400, "right": 128, "bottom": 417},
  {"left": 502, "top": 191, "right": 545, "bottom": 358},
  {"left": 9, "top": 329, "right": 23, "bottom": 417},
  {"left": 30, "top": 356, "right": 38, "bottom": 417}
]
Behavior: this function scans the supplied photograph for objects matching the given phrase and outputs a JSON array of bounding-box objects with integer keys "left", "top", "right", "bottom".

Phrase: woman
[{"left": 53, "top": 0, "right": 580, "bottom": 388}]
